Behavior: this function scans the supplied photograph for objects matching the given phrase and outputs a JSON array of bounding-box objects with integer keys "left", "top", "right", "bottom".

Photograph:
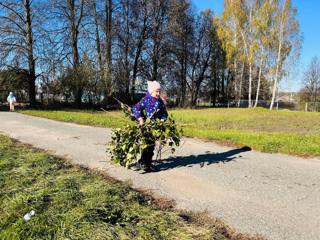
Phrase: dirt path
[{"left": 1, "top": 112, "right": 319, "bottom": 240}]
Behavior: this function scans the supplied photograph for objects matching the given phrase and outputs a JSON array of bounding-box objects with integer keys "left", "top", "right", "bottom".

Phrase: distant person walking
[{"left": 7, "top": 92, "right": 16, "bottom": 112}]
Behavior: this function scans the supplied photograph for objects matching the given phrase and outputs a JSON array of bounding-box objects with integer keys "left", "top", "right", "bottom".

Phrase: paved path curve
[{"left": 1, "top": 112, "right": 319, "bottom": 240}]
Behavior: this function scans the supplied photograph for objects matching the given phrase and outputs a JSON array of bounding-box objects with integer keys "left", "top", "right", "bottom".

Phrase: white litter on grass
[{"left": 23, "top": 210, "right": 35, "bottom": 221}]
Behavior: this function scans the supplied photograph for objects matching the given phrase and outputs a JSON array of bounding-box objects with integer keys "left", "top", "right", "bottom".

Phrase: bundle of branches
[{"left": 107, "top": 101, "right": 182, "bottom": 168}]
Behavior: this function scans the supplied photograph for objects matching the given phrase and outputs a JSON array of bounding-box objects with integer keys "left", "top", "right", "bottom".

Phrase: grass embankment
[
  {"left": 172, "top": 108, "right": 320, "bottom": 157},
  {"left": 0, "top": 135, "right": 262, "bottom": 240},
  {"left": 20, "top": 108, "right": 320, "bottom": 156}
]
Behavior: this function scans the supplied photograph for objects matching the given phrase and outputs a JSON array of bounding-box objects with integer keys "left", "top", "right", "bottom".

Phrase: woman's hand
[{"left": 138, "top": 117, "right": 144, "bottom": 126}]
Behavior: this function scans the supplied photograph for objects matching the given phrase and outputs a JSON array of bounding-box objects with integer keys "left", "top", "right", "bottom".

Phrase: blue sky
[{"left": 192, "top": 0, "right": 319, "bottom": 92}]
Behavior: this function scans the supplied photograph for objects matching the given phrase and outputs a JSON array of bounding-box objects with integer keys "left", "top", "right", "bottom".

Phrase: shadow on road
[{"left": 155, "top": 146, "right": 252, "bottom": 171}]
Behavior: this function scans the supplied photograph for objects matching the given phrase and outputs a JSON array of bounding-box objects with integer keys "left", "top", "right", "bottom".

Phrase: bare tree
[
  {"left": 114, "top": 0, "right": 156, "bottom": 98},
  {"left": 146, "top": 0, "right": 170, "bottom": 82},
  {"left": 168, "top": 0, "right": 193, "bottom": 107},
  {"left": 105, "top": 0, "right": 112, "bottom": 72},
  {"left": 189, "top": 10, "right": 214, "bottom": 107},
  {"left": 0, "top": 0, "right": 38, "bottom": 105},
  {"left": 303, "top": 57, "right": 320, "bottom": 103},
  {"left": 92, "top": 0, "right": 103, "bottom": 71},
  {"left": 113, "top": 0, "right": 130, "bottom": 95},
  {"left": 130, "top": 0, "right": 150, "bottom": 97},
  {"left": 101, "top": 0, "right": 113, "bottom": 95},
  {"left": 49, "top": 0, "right": 87, "bottom": 104}
]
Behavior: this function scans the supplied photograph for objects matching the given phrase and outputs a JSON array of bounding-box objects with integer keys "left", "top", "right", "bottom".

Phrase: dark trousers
[{"left": 140, "top": 141, "right": 155, "bottom": 167}]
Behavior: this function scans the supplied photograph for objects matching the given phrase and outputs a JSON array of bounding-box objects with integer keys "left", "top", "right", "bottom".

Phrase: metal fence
[
  {"left": 196, "top": 99, "right": 309, "bottom": 111},
  {"left": 226, "top": 100, "right": 298, "bottom": 110},
  {"left": 304, "top": 102, "right": 320, "bottom": 112}
]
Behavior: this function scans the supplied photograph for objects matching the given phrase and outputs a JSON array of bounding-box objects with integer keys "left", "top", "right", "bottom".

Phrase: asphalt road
[{"left": 0, "top": 112, "right": 319, "bottom": 240}]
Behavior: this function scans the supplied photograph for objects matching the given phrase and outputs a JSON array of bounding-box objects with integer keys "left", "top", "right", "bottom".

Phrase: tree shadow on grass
[{"left": 155, "top": 146, "right": 252, "bottom": 171}]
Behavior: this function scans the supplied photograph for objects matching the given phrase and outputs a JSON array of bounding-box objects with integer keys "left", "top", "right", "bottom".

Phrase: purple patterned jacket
[{"left": 132, "top": 93, "right": 168, "bottom": 121}]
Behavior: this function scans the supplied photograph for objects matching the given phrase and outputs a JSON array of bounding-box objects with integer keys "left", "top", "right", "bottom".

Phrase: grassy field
[
  {"left": 20, "top": 108, "right": 320, "bottom": 157},
  {"left": 0, "top": 135, "right": 263, "bottom": 240}
]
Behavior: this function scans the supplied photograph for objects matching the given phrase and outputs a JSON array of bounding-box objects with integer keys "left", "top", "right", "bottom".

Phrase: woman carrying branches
[{"left": 132, "top": 81, "right": 168, "bottom": 172}]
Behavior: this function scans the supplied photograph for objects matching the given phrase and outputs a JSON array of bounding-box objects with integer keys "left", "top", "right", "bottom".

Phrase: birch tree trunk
[
  {"left": 238, "top": 62, "right": 244, "bottom": 107},
  {"left": 270, "top": 25, "right": 283, "bottom": 110},
  {"left": 254, "top": 54, "right": 264, "bottom": 108},
  {"left": 248, "top": 62, "right": 252, "bottom": 107},
  {"left": 239, "top": 29, "right": 252, "bottom": 108}
]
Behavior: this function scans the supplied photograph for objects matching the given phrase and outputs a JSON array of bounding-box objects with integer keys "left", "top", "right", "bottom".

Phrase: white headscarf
[{"left": 147, "top": 81, "right": 161, "bottom": 94}]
